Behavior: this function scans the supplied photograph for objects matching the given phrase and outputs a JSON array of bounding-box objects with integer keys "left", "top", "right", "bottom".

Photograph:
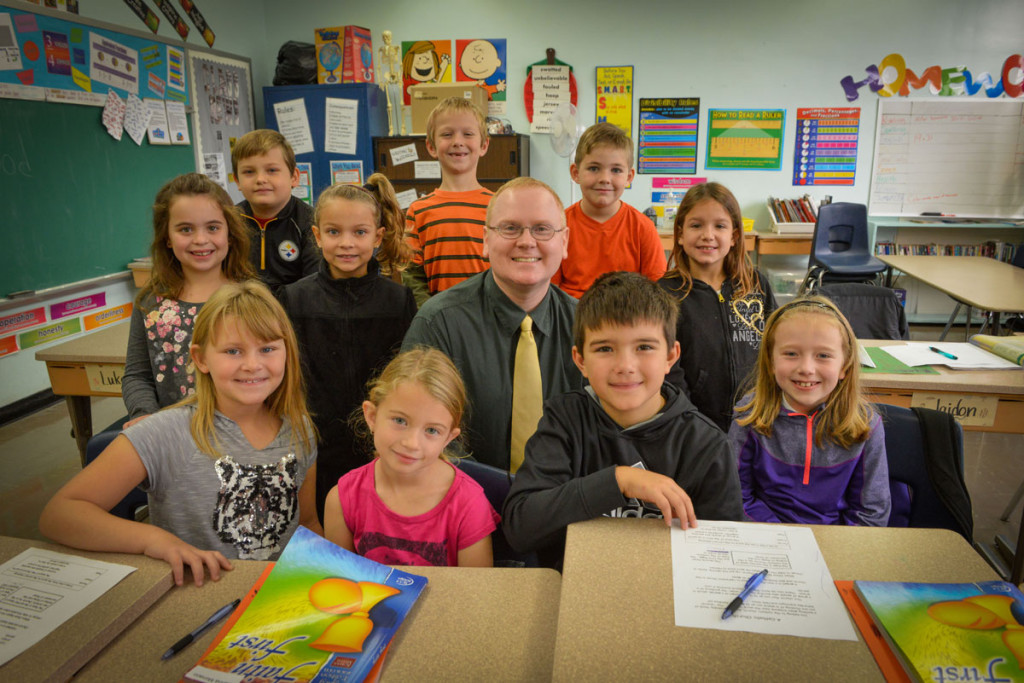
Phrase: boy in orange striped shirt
[{"left": 403, "top": 98, "right": 492, "bottom": 305}]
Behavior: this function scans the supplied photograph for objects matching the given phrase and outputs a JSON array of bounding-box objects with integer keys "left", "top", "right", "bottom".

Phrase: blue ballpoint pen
[
  {"left": 929, "top": 346, "right": 958, "bottom": 360},
  {"left": 721, "top": 569, "right": 768, "bottom": 620},
  {"left": 161, "top": 598, "right": 241, "bottom": 660}
]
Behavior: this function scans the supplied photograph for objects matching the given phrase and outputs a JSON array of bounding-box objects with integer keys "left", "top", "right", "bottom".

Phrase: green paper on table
[{"left": 860, "top": 347, "right": 940, "bottom": 375}]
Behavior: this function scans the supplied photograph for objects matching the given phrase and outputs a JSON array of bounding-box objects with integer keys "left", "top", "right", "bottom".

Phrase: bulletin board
[
  {"left": 0, "top": 1, "right": 196, "bottom": 297},
  {"left": 0, "top": 1, "right": 189, "bottom": 104},
  {"left": 869, "top": 99, "right": 1024, "bottom": 218},
  {"left": 186, "top": 47, "right": 254, "bottom": 203}
]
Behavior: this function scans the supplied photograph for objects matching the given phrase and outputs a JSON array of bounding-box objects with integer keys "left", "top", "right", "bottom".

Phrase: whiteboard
[{"left": 869, "top": 99, "right": 1024, "bottom": 218}]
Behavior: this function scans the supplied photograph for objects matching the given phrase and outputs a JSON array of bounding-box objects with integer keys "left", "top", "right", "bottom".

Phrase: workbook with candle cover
[
  {"left": 852, "top": 580, "right": 1024, "bottom": 683},
  {"left": 185, "top": 526, "right": 427, "bottom": 683}
]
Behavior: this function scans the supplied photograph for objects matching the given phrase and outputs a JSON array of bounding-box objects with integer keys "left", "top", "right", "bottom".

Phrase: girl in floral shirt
[{"left": 122, "top": 173, "right": 256, "bottom": 424}]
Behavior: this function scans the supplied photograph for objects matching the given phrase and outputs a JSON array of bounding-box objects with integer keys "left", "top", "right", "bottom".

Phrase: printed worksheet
[
  {"left": 670, "top": 520, "right": 856, "bottom": 640},
  {"left": 0, "top": 548, "right": 135, "bottom": 666}
]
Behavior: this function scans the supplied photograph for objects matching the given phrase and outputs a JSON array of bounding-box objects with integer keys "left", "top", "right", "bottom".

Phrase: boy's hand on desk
[
  {"left": 614, "top": 467, "right": 697, "bottom": 529},
  {"left": 143, "top": 533, "right": 233, "bottom": 587}
]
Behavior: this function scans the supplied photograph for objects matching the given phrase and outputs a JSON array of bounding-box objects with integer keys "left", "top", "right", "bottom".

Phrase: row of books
[
  {"left": 874, "top": 240, "right": 1019, "bottom": 262},
  {"left": 767, "top": 195, "right": 819, "bottom": 226}
]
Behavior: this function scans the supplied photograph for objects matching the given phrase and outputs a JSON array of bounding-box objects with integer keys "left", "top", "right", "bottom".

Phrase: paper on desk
[
  {"left": 883, "top": 342, "right": 1020, "bottom": 370},
  {"left": 670, "top": 520, "right": 856, "bottom": 640},
  {"left": 0, "top": 548, "right": 135, "bottom": 666},
  {"left": 858, "top": 344, "right": 876, "bottom": 368}
]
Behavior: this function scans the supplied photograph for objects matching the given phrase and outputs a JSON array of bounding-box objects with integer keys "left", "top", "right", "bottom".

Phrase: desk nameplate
[
  {"left": 85, "top": 363, "right": 124, "bottom": 394},
  {"left": 910, "top": 392, "right": 998, "bottom": 427}
]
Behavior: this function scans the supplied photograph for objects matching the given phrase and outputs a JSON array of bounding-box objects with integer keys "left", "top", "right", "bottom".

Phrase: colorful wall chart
[
  {"left": 706, "top": 109, "right": 784, "bottom": 170},
  {"left": 792, "top": 107, "right": 860, "bottom": 186},
  {"left": 638, "top": 98, "right": 699, "bottom": 174},
  {"left": 595, "top": 66, "right": 633, "bottom": 133},
  {"left": 0, "top": 6, "right": 188, "bottom": 104}
]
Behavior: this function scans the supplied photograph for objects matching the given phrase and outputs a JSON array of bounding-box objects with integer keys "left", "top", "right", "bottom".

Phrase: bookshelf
[{"left": 869, "top": 217, "right": 1024, "bottom": 322}]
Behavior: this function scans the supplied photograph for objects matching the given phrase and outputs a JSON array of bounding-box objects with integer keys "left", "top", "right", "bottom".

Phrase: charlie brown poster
[
  {"left": 401, "top": 39, "right": 453, "bottom": 105},
  {"left": 456, "top": 38, "right": 507, "bottom": 115}
]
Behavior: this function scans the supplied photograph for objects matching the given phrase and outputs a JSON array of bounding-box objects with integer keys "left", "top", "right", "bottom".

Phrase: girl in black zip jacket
[{"left": 658, "top": 183, "right": 776, "bottom": 432}]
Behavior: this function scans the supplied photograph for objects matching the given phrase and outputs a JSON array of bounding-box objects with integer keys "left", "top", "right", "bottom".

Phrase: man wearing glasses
[{"left": 402, "top": 177, "right": 582, "bottom": 471}]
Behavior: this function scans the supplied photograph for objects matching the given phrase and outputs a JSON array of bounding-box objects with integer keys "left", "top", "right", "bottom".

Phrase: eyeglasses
[{"left": 487, "top": 224, "right": 565, "bottom": 241}]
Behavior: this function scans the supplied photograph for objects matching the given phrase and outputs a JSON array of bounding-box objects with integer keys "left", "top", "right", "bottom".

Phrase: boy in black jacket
[
  {"left": 503, "top": 271, "right": 743, "bottom": 568},
  {"left": 232, "top": 129, "right": 318, "bottom": 293}
]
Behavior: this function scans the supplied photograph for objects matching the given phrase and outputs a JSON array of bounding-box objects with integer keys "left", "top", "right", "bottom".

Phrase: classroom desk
[
  {"left": 860, "top": 339, "right": 1024, "bottom": 434},
  {"left": 34, "top": 322, "right": 128, "bottom": 466},
  {"left": 76, "top": 564, "right": 562, "bottom": 683},
  {"left": 0, "top": 536, "right": 173, "bottom": 683},
  {"left": 753, "top": 231, "right": 812, "bottom": 267},
  {"left": 877, "top": 255, "right": 1024, "bottom": 339},
  {"left": 551, "top": 518, "right": 999, "bottom": 682}
]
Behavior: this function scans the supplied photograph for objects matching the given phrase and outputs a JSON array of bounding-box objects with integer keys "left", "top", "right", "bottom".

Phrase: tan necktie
[{"left": 510, "top": 315, "right": 543, "bottom": 473}]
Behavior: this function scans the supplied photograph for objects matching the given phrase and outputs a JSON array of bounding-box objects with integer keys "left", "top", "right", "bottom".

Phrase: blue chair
[
  {"left": 84, "top": 416, "right": 148, "bottom": 521},
  {"left": 873, "top": 403, "right": 973, "bottom": 541},
  {"left": 803, "top": 202, "right": 886, "bottom": 291},
  {"left": 456, "top": 459, "right": 537, "bottom": 568}
]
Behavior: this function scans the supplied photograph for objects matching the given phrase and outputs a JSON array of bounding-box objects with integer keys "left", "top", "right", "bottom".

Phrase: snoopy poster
[
  {"left": 456, "top": 39, "right": 507, "bottom": 114},
  {"left": 401, "top": 39, "right": 453, "bottom": 104}
]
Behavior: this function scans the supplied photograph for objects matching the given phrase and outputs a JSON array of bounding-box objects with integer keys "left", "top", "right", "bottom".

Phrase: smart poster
[
  {"left": 456, "top": 38, "right": 507, "bottom": 115},
  {"left": 595, "top": 66, "right": 633, "bottom": 133},
  {"left": 706, "top": 109, "right": 785, "bottom": 170},
  {"left": 0, "top": 5, "right": 188, "bottom": 105},
  {"left": 638, "top": 98, "right": 699, "bottom": 174},
  {"left": 793, "top": 107, "right": 860, "bottom": 186},
  {"left": 401, "top": 39, "right": 452, "bottom": 105}
]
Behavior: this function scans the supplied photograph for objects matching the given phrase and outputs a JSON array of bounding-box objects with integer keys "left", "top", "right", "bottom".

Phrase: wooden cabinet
[{"left": 373, "top": 134, "right": 529, "bottom": 198}]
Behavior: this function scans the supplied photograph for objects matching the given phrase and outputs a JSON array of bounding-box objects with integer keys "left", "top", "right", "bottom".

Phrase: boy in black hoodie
[{"left": 503, "top": 271, "right": 743, "bottom": 568}]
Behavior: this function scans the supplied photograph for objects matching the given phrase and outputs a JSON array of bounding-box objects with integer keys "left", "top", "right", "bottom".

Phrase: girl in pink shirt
[{"left": 324, "top": 348, "right": 499, "bottom": 566}]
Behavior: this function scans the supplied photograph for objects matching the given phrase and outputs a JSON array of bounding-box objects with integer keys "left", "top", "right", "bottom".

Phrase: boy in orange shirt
[
  {"left": 403, "top": 98, "right": 492, "bottom": 305},
  {"left": 554, "top": 123, "right": 666, "bottom": 299}
]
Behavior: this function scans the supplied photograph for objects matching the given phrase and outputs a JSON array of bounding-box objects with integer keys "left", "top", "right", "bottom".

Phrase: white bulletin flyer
[
  {"left": 670, "top": 520, "right": 856, "bottom": 640},
  {"left": 0, "top": 548, "right": 135, "bottom": 666}
]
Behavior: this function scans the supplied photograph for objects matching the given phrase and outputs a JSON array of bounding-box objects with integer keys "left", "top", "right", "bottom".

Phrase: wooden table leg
[{"left": 65, "top": 395, "right": 93, "bottom": 468}]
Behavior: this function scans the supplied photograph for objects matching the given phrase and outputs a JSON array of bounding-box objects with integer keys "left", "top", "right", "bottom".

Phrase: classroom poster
[
  {"left": 401, "top": 39, "right": 452, "bottom": 105},
  {"left": 82, "top": 303, "right": 132, "bottom": 330},
  {"left": 455, "top": 38, "right": 507, "bottom": 115},
  {"left": 293, "top": 161, "right": 313, "bottom": 204},
  {"left": 792, "top": 107, "right": 860, "bottom": 186},
  {"left": 650, "top": 177, "right": 707, "bottom": 228},
  {"left": 529, "top": 65, "right": 570, "bottom": 134},
  {"left": 638, "top": 98, "right": 700, "bottom": 174},
  {"left": 596, "top": 66, "right": 633, "bottom": 134},
  {"left": 706, "top": 108, "right": 785, "bottom": 170},
  {"left": 330, "top": 159, "right": 363, "bottom": 185},
  {"left": 0, "top": 6, "right": 188, "bottom": 105},
  {"left": 0, "top": 335, "right": 17, "bottom": 358}
]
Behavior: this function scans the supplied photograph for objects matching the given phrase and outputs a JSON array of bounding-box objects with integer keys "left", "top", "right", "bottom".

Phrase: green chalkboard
[{"left": 1, "top": 97, "right": 194, "bottom": 297}]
